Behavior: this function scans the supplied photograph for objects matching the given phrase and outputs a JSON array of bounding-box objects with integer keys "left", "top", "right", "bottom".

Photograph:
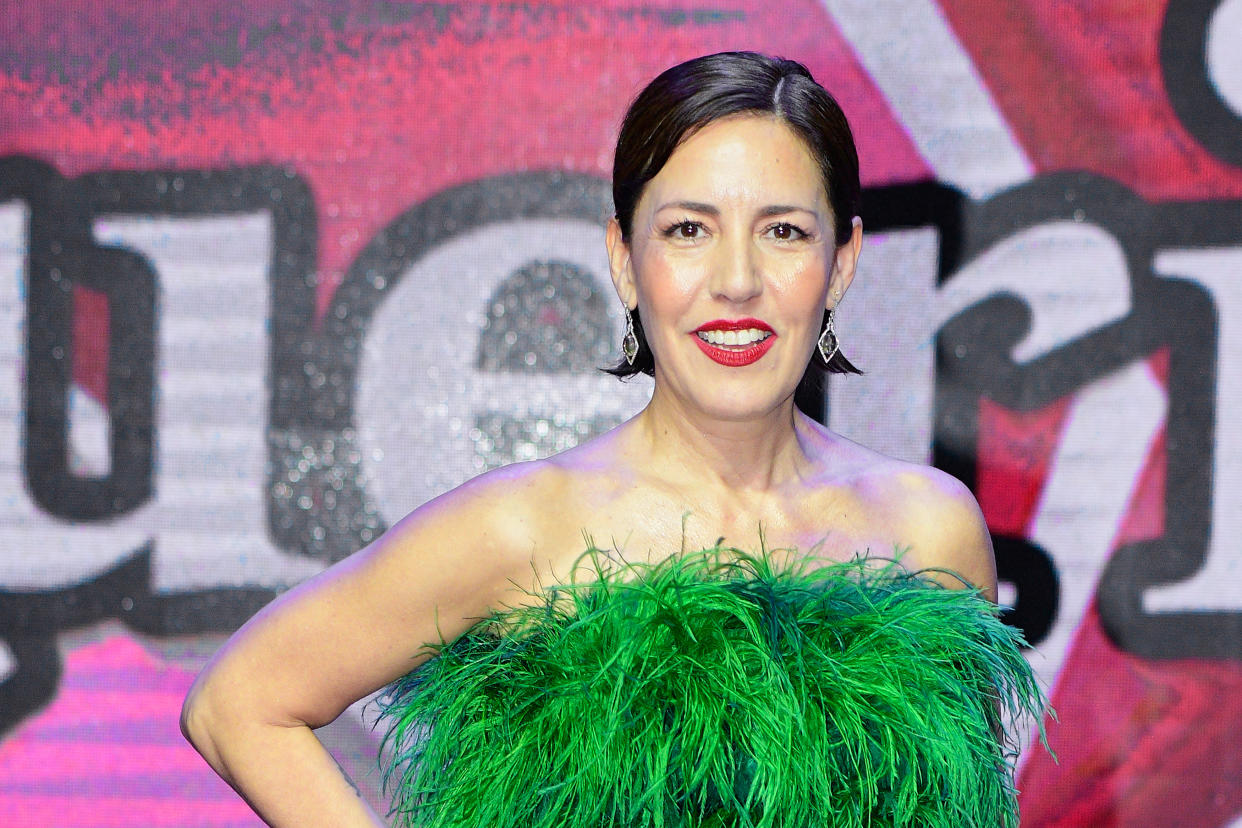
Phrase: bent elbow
[
  {"left": 181, "top": 674, "right": 226, "bottom": 770},
  {"left": 180, "top": 686, "right": 204, "bottom": 749}
]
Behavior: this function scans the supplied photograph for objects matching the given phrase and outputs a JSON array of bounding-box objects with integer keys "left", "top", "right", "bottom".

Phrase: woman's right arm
[{"left": 180, "top": 467, "right": 545, "bottom": 826}]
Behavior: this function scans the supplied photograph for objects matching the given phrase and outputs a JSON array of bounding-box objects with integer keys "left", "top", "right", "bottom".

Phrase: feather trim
[{"left": 377, "top": 547, "right": 1047, "bottom": 827}]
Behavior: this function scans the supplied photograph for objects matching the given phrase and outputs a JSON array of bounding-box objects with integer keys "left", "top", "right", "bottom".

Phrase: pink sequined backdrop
[{"left": 2, "top": 1, "right": 1242, "bottom": 824}]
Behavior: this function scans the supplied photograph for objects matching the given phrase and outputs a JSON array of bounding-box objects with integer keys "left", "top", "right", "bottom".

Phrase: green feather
[{"left": 377, "top": 547, "right": 1048, "bottom": 827}]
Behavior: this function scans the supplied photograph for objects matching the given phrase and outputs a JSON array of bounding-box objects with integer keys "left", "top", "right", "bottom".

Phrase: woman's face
[{"left": 607, "top": 114, "right": 862, "bottom": 421}]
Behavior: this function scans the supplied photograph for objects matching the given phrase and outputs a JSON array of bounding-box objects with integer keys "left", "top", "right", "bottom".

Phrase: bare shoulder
[
  {"left": 860, "top": 457, "right": 996, "bottom": 599},
  {"left": 314, "top": 457, "right": 576, "bottom": 654},
  {"left": 801, "top": 423, "right": 996, "bottom": 599},
  {"left": 381, "top": 456, "right": 570, "bottom": 574}
]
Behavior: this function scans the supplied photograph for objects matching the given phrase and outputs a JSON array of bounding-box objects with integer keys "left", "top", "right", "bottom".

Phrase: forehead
[{"left": 640, "top": 114, "right": 829, "bottom": 210}]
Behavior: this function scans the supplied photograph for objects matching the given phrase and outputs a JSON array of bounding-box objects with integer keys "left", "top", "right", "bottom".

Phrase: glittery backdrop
[{"left": 3, "top": 1, "right": 1242, "bottom": 825}]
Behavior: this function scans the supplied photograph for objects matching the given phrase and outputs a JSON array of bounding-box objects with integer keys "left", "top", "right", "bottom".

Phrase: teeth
[{"left": 698, "top": 328, "right": 770, "bottom": 346}]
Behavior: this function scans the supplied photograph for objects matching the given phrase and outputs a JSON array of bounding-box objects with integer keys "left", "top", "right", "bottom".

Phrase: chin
[
  {"left": 652, "top": 351, "right": 801, "bottom": 421},
  {"left": 689, "top": 385, "right": 793, "bottom": 422}
]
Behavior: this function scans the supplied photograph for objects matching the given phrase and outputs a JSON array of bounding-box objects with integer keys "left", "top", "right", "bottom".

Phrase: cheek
[
  {"left": 634, "top": 253, "right": 704, "bottom": 323},
  {"left": 768, "top": 256, "right": 832, "bottom": 316}
]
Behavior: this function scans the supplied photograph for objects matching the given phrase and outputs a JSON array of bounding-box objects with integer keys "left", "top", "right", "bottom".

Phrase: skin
[{"left": 181, "top": 113, "right": 997, "bottom": 826}]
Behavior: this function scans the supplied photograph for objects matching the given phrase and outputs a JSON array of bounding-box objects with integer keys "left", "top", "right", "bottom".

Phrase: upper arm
[
  {"left": 894, "top": 468, "right": 998, "bottom": 602},
  {"left": 186, "top": 465, "right": 546, "bottom": 731}
]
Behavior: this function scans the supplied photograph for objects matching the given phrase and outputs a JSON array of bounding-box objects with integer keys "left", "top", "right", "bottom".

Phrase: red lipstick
[{"left": 691, "top": 318, "right": 777, "bottom": 367}]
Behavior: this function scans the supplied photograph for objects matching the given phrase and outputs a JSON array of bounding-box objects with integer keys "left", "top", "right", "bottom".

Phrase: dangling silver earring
[
  {"left": 622, "top": 305, "right": 639, "bottom": 366},
  {"left": 817, "top": 308, "right": 840, "bottom": 364}
]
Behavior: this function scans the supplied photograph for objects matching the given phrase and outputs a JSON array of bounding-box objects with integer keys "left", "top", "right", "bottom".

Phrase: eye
[
  {"left": 662, "top": 220, "right": 706, "bottom": 240},
  {"left": 766, "top": 222, "right": 809, "bottom": 241}
]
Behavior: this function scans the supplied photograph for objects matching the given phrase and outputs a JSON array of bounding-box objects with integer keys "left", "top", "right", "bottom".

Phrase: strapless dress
[{"left": 377, "top": 546, "right": 1045, "bottom": 827}]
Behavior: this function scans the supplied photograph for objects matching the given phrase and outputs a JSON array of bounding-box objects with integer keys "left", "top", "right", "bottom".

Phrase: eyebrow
[{"left": 655, "top": 200, "right": 821, "bottom": 219}]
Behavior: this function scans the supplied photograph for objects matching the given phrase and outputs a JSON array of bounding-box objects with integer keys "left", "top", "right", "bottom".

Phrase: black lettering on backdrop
[
  {"left": 860, "top": 181, "right": 1061, "bottom": 647},
  {"left": 993, "top": 536, "right": 1059, "bottom": 647},
  {"left": 1099, "top": 193, "right": 1242, "bottom": 660},
  {"left": 13, "top": 157, "right": 158, "bottom": 521},
  {"left": 0, "top": 156, "right": 316, "bottom": 734},
  {"left": 936, "top": 171, "right": 1238, "bottom": 660},
  {"left": 3, "top": 157, "right": 1239, "bottom": 740},
  {"left": 274, "top": 171, "right": 616, "bottom": 563},
  {"left": 1161, "top": 0, "right": 1242, "bottom": 168},
  {"left": 295, "top": 171, "right": 612, "bottom": 430}
]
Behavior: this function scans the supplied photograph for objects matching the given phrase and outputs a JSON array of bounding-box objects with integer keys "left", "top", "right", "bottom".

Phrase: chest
[{"left": 533, "top": 483, "right": 916, "bottom": 581}]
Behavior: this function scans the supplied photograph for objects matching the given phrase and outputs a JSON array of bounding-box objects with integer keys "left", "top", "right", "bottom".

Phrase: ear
[
  {"left": 827, "top": 216, "right": 863, "bottom": 309},
  {"left": 606, "top": 216, "right": 637, "bottom": 309}
]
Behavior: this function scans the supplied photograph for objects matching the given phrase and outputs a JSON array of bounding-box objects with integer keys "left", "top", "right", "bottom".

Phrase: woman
[{"left": 183, "top": 51, "right": 1040, "bottom": 826}]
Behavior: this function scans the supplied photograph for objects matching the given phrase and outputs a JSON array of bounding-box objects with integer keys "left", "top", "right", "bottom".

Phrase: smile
[
  {"left": 697, "top": 328, "right": 770, "bottom": 346},
  {"left": 692, "top": 319, "right": 777, "bottom": 367}
]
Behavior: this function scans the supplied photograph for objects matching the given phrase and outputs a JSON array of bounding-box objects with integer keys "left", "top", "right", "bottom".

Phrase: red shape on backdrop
[
  {"left": 0, "top": 0, "right": 930, "bottom": 321},
  {"left": 937, "top": 0, "right": 1242, "bottom": 200},
  {"left": 933, "top": 0, "right": 1242, "bottom": 201},
  {"left": 977, "top": 395, "right": 1073, "bottom": 536},
  {"left": 1019, "top": 604, "right": 1242, "bottom": 827},
  {"left": 1015, "top": 348, "right": 1239, "bottom": 826},
  {"left": 72, "top": 286, "right": 109, "bottom": 404}
]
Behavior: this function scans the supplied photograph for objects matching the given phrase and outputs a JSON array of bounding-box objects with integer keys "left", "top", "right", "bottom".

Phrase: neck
[{"left": 633, "top": 382, "right": 812, "bottom": 493}]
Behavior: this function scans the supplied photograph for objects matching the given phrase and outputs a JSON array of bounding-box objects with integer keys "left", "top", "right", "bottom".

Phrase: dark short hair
[{"left": 605, "top": 51, "right": 862, "bottom": 380}]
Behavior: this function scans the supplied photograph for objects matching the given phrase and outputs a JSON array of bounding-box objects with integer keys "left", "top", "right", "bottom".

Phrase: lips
[{"left": 691, "top": 318, "right": 776, "bottom": 367}]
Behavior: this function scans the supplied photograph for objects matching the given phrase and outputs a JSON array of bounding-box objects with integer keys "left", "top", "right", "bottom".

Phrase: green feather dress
[{"left": 377, "top": 547, "right": 1046, "bottom": 827}]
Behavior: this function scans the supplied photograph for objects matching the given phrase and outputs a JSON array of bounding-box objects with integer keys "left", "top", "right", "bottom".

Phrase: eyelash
[
  {"left": 658, "top": 219, "right": 812, "bottom": 241},
  {"left": 765, "top": 222, "right": 811, "bottom": 241},
  {"left": 660, "top": 219, "right": 706, "bottom": 239}
]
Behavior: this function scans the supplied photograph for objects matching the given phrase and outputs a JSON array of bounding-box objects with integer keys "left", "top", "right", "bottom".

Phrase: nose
[{"left": 708, "top": 233, "right": 763, "bottom": 304}]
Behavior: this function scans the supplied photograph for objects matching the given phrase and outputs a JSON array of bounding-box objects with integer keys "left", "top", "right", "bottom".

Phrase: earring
[
  {"left": 622, "top": 305, "right": 639, "bottom": 366},
  {"left": 817, "top": 308, "right": 840, "bottom": 364}
]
